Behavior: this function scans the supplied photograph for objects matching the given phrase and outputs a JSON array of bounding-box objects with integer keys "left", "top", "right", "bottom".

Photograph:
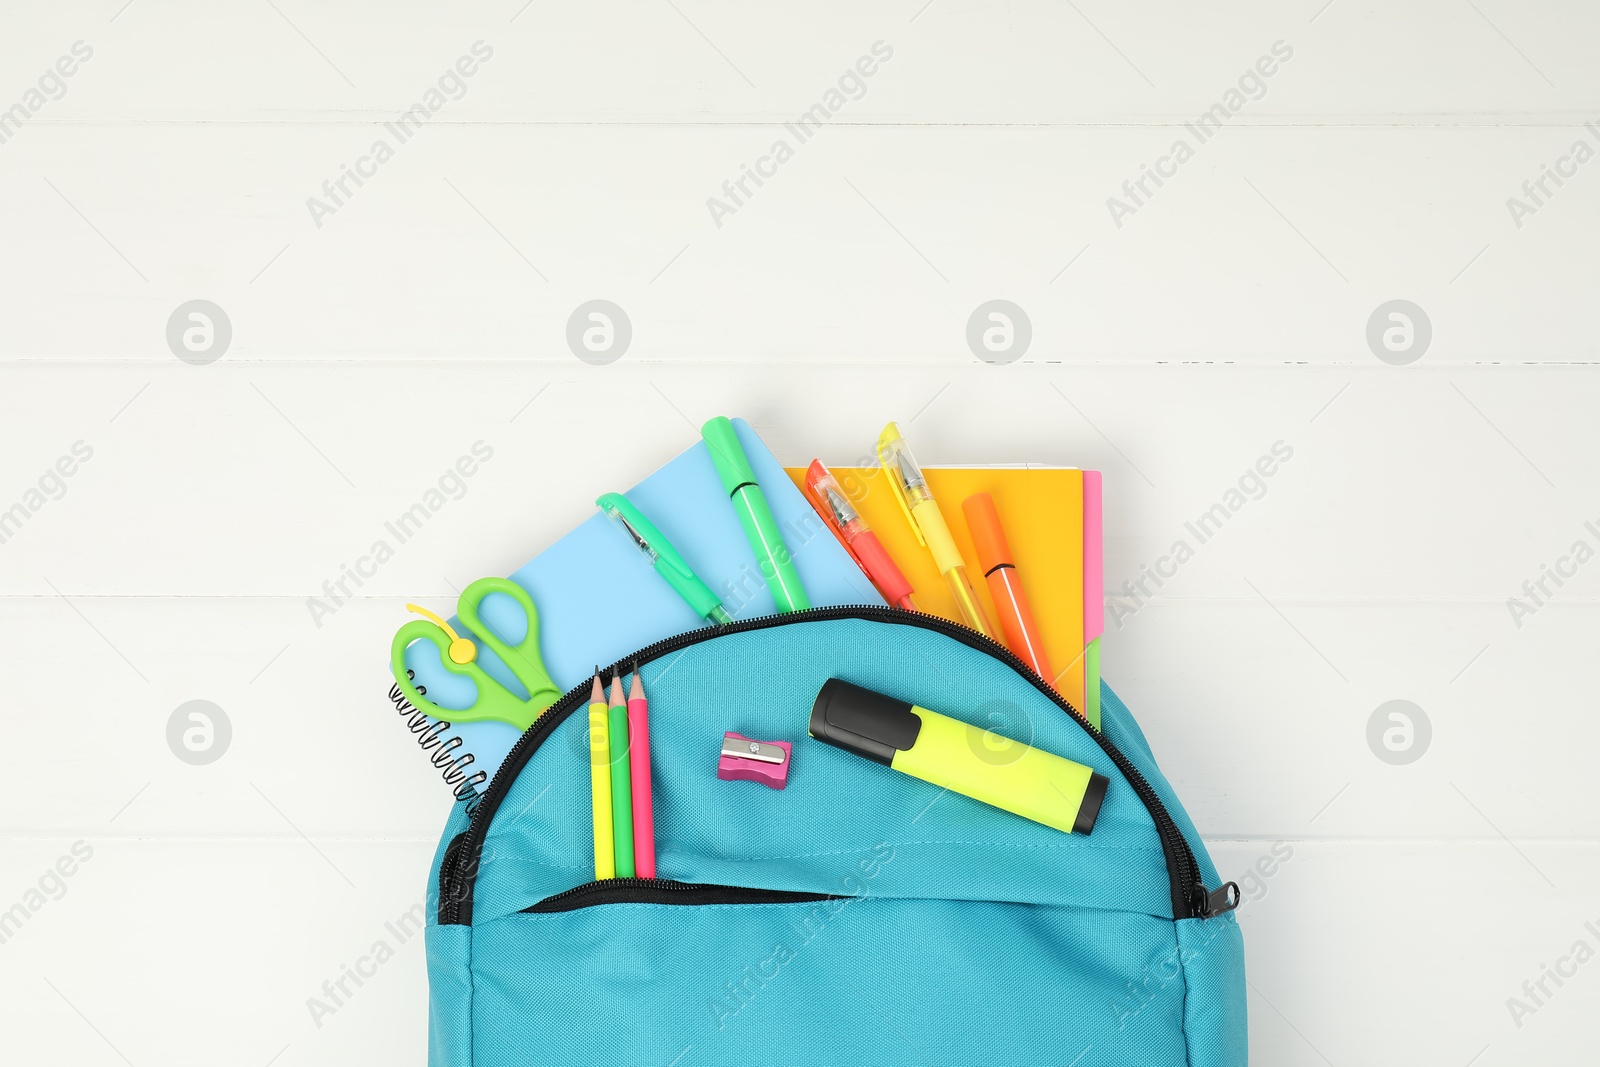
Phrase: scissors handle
[
  {"left": 389, "top": 619, "right": 543, "bottom": 730},
  {"left": 388, "top": 577, "right": 562, "bottom": 731},
  {"left": 457, "top": 577, "right": 563, "bottom": 710}
]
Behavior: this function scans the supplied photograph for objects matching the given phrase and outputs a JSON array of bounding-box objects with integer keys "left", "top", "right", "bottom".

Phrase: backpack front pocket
[{"left": 473, "top": 894, "right": 1195, "bottom": 1067}]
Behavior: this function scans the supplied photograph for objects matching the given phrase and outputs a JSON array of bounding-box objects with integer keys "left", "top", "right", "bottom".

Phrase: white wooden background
[{"left": 2, "top": 2, "right": 1597, "bottom": 1064}]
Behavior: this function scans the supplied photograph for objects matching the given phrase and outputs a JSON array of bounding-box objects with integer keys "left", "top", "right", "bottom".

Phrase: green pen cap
[
  {"left": 702, "top": 416, "right": 759, "bottom": 489},
  {"left": 597, "top": 492, "right": 730, "bottom": 624}
]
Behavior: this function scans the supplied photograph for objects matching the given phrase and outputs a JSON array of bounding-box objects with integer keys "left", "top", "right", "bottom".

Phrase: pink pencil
[{"left": 626, "top": 666, "right": 657, "bottom": 878}]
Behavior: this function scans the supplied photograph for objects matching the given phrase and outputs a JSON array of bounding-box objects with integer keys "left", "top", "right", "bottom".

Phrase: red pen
[{"left": 803, "top": 460, "right": 918, "bottom": 611}]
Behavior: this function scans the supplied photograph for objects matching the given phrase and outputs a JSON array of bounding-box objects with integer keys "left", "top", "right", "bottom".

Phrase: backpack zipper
[
  {"left": 436, "top": 605, "right": 1236, "bottom": 924},
  {"left": 523, "top": 877, "right": 840, "bottom": 914}
]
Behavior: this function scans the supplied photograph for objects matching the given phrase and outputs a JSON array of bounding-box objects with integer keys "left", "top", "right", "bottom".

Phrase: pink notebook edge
[{"left": 1083, "top": 470, "right": 1103, "bottom": 642}]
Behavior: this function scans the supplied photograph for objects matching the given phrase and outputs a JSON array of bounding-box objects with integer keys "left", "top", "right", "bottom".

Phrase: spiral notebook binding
[{"left": 388, "top": 671, "right": 487, "bottom": 813}]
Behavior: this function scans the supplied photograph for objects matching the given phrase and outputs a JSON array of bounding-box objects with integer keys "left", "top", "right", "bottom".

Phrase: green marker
[
  {"left": 700, "top": 417, "right": 811, "bottom": 613},
  {"left": 597, "top": 492, "right": 733, "bottom": 624}
]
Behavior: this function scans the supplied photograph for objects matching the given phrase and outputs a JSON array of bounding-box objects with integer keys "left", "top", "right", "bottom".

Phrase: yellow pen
[{"left": 876, "top": 422, "right": 993, "bottom": 638}]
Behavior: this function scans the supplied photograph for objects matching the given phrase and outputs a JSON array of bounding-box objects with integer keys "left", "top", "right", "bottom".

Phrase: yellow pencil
[{"left": 588, "top": 670, "right": 615, "bottom": 879}]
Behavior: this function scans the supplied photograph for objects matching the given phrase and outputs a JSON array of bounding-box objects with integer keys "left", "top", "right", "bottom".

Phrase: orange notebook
[{"left": 786, "top": 466, "right": 1086, "bottom": 714}]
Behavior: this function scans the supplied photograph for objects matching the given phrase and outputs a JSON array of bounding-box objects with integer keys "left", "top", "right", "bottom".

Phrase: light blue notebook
[{"left": 400, "top": 419, "right": 884, "bottom": 791}]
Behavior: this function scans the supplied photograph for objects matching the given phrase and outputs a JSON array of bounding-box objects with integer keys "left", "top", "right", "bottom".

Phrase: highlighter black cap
[
  {"left": 1075, "top": 768, "right": 1109, "bottom": 836},
  {"left": 809, "top": 678, "right": 921, "bottom": 765}
]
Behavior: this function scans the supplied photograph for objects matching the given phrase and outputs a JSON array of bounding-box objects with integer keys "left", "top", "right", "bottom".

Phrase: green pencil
[{"left": 607, "top": 673, "right": 635, "bottom": 877}]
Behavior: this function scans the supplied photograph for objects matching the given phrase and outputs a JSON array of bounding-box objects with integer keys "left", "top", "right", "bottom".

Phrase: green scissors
[{"left": 390, "top": 576, "right": 563, "bottom": 731}]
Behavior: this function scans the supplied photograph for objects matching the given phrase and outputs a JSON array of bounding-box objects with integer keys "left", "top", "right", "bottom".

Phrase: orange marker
[{"left": 962, "top": 493, "right": 1054, "bottom": 683}]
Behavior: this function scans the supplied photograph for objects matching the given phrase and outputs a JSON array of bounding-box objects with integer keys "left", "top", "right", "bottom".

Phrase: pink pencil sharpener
[{"left": 717, "top": 733, "right": 791, "bottom": 790}]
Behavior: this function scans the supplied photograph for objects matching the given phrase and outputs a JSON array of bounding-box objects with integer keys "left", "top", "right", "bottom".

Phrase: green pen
[
  {"left": 701, "top": 417, "right": 811, "bottom": 613},
  {"left": 597, "top": 492, "right": 734, "bottom": 624}
]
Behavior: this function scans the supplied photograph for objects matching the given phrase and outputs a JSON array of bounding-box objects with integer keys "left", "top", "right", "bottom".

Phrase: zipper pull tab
[{"left": 1192, "top": 882, "right": 1241, "bottom": 918}]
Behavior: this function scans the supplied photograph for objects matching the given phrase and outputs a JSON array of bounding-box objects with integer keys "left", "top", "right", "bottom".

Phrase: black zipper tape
[
  {"left": 524, "top": 877, "right": 839, "bottom": 914},
  {"left": 436, "top": 606, "right": 1234, "bottom": 924}
]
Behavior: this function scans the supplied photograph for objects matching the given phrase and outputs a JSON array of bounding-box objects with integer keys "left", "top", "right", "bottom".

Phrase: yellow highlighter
[
  {"left": 588, "top": 671, "right": 615, "bottom": 880},
  {"left": 877, "top": 422, "right": 993, "bottom": 638},
  {"left": 811, "top": 679, "right": 1109, "bottom": 836}
]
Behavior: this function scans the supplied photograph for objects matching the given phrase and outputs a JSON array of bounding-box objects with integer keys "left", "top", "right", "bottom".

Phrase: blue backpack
[{"left": 423, "top": 608, "right": 1246, "bottom": 1065}]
